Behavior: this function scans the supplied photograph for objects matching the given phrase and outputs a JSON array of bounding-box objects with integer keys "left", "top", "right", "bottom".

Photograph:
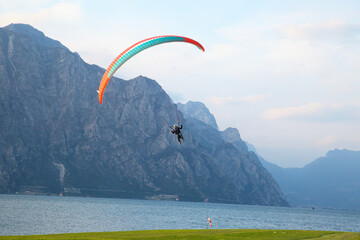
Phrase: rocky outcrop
[
  {"left": 221, "top": 127, "right": 249, "bottom": 153},
  {"left": 177, "top": 101, "right": 218, "bottom": 130}
]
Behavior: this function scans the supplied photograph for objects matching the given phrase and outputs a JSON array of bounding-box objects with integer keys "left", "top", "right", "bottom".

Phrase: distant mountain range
[
  {"left": 0, "top": 24, "right": 288, "bottom": 206},
  {"left": 256, "top": 149, "right": 360, "bottom": 210}
]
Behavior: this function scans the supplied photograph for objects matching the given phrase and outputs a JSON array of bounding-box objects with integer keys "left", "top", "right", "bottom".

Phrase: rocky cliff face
[
  {"left": 177, "top": 101, "right": 218, "bottom": 130},
  {"left": 221, "top": 128, "right": 249, "bottom": 154},
  {"left": 0, "top": 24, "right": 288, "bottom": 206}
]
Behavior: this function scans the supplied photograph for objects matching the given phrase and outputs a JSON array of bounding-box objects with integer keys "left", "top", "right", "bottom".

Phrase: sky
[{"left": 1, "top": 0, "right": 359, "bottom": 167}]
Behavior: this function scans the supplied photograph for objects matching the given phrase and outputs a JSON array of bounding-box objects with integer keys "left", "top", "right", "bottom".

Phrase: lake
[{"left": 0, "top": 194, "right": 359, "bottom": 236}]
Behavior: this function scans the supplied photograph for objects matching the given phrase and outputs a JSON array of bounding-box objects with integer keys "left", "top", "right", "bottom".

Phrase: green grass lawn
[{"left": 1, "top": 229, "right": 359, "bottom": 240}]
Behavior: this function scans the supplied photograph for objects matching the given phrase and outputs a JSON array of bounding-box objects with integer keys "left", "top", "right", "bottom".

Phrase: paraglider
[
  {"left": 98, "top": 35, "right": 205, "bottom": 104},
  {"left": 170, "top": 121, "right": 184, "bottom": 144}
]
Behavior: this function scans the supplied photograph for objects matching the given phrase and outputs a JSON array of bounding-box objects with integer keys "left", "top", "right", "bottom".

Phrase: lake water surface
[{"left": 0, "top": 194, "right": 359, "bottom": 235}]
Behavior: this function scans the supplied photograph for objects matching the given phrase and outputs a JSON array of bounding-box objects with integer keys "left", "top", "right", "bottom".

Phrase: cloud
[
  {"left": 263, "top": 102, "right": 360, "bottom": 122},
  {"left": 215, "top": 23, "right": 265, "bottom": 43},
  {"left": 203, "top": 43, "right": 244, "bottom": 62},
  {"left": 0, "top": 2, "right": 84, "bottom": 26},
  {"left": 263, "top": 103, "right": 322, "bottom": 120},
  {"left": 206, "top": 94, "right": 268, "bottom": 106},
  {"left": 280, "top": 20, "right": 360, "bottom": 42},
  {"left": 314, "top": 135, "right": 338, "bottom": 147}
]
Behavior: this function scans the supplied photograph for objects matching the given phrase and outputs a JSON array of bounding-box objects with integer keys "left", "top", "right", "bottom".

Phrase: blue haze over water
[{"left": 0, "top": 194, "right": 359, "bottom": 236}]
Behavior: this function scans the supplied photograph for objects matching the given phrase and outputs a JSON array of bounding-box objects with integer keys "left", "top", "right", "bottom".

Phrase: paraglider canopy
[{"left": 98, "top": 35, "right": 205, "bottom": 104}]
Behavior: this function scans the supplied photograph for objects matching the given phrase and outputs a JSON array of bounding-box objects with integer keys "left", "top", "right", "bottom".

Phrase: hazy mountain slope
[
  {"left": 252, "top": 145, "right": 360, "bottom": 210},
  {"left": 289, "top": 149, "right": 360, "bottom": 210}
]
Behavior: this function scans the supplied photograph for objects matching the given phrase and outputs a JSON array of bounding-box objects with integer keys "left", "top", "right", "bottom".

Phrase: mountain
[
  {"left": 176, "top": 102, "right": 287, "bottom": 205},
  {"left": 255, "top": 148, "right": 360, "bottom": 210},
  {"left": 0, "top": 23, "right": 288, "bottom": 206},
  {"left": 4, "top": 23, "right": 68, "bottom": 50},
  {"left": 220, "top": 128, "right": 249, "bottom": 154},
  {"left": 177, "top": 102, "right": 248, "bottom": 153},
  {"left": 177, "top": 101, "right": 218, "bottom": 130}
]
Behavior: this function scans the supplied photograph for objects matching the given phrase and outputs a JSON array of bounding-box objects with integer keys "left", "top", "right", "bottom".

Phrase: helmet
[{"left": 174, "top": 125, "right": 177, "bottom": 128}]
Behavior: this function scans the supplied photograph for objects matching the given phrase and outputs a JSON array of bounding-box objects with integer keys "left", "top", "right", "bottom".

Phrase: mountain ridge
[
  {"left": 257, "top": 148, "right": 360, "bottom": 210},
  {"left": 4, "top": 23, "right": 69, "bottom": 51}
]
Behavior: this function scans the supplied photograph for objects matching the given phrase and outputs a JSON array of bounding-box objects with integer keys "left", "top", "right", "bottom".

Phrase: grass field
[{"left": 1, "top": 229, "right": 359, "bottom": 240}]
